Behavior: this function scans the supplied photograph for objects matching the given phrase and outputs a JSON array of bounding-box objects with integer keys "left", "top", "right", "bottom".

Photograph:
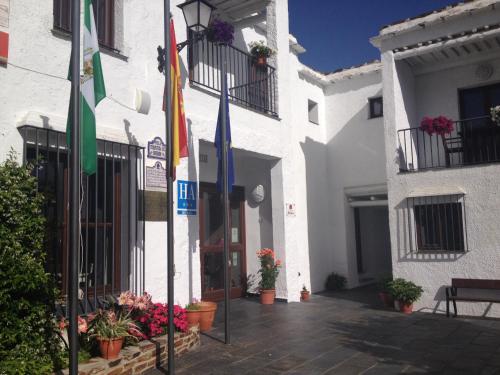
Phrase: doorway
[
  {"left": 354, "top": 206, "right": 392, "bottom": 284},
  {"left": 459, "top": 83, "right": 500, "bottom": 164},
  {"left": 199, "top": 182, "right": 246, "bottom": 301}
]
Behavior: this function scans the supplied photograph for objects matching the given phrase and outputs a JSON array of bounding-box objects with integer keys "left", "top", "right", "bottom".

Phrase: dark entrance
[
  {"left": 459, "top": 83, "right": 500, "bottom": 164},
  {"left": 199, "top": 182, "right": 246, "bottom": 301}
]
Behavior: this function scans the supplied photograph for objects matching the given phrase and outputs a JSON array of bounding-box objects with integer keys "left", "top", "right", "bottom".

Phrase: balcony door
[
  {"left": 459, "top": 83, "right": 500, "bottom": 163},
  {"left": 199, "top": 183, "right": 246, "bottom": 301}
]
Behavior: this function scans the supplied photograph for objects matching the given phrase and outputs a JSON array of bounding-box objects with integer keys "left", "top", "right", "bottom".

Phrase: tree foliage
[{"left": 0, "top": 151, "right": 63, "bottom": 374}]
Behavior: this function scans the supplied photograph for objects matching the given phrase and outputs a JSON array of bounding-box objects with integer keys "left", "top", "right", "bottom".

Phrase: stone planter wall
[{"left": 59, "top": 326, "right": 200, "bottom": 375}]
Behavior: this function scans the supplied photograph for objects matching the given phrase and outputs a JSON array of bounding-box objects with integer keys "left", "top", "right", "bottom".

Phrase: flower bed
[
  {"left": 57, "top": 291, "right": 194, "bottom": 371},
  {"left": 57, "top": 326, "right": 200, "bottom": 375}
]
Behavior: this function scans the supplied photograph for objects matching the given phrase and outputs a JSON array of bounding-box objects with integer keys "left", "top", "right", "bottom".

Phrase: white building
[
  {"left": 372, "top": 0, "right": 500, "bottom": 316},
  {"left": 1, "top": 0, "right": 499, "bottom": 317}
]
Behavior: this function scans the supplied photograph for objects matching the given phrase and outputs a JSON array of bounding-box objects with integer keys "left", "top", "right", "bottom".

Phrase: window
[
  {"left": 53, "top": 0, "right": 115, "bottom": 50},
  {"left": 308, "top": 99, "right": 319, "bottom": 124},
  {"left": 20, "top": 126, "right": 144, "bottom": 312},
  {"left": 369, "top": 97, "right": 383, "bottom": 118},
  {"left": 408, "top": 194, "right": 467, "bottom": 252}
]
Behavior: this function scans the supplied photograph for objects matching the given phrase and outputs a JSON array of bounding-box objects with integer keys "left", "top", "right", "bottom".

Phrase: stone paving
[{"left": 147, "top": 286, "right": 500, "bottom": 374}]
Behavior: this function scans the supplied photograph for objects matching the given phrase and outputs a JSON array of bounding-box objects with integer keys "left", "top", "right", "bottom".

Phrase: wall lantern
[
  {"left": 177, "top": 0, "right": 214, "bottom": 33},
  {"left": 251, "top": 184, "right": 265, "bottom": 204}
]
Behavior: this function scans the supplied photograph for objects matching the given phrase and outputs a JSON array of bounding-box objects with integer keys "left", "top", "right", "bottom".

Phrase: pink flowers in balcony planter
[{"left": 420, "top": 116, "right": 454, "bottom": 136}]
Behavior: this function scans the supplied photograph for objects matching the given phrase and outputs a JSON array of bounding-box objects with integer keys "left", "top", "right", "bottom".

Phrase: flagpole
[
  {"left": 163, "top": 0, "right": 175, "bottom": 373},
  {"left": 69, "top": 0, "right": 81, "bottom": 373},
  {"left": 220, "top": 44, "right": 231, "bottom": 345}
]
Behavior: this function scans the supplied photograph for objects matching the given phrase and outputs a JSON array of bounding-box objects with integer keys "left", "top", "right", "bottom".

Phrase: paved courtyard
[{"left": 149, "top": 286, "right": 500, "bottom": 374}]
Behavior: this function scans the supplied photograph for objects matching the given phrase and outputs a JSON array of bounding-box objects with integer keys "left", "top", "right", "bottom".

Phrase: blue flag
[{"left": 214, "top": 86, "right": 234, "bottom": 193}]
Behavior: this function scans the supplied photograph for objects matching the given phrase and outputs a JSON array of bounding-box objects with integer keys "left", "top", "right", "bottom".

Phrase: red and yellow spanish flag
[{"left": 164, "top": 19, "right": 188, "bottom": 179}]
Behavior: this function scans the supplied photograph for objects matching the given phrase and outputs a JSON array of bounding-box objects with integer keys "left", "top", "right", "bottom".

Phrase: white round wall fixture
[
  {"left": 251, "top": 184, "right": 265, "bottom": 204},
  {"left": 135, "top": 89, "right": 152, "bottom": 115},
  {"left": 475, "top": 64, "right": 494, "bottom": 81}
]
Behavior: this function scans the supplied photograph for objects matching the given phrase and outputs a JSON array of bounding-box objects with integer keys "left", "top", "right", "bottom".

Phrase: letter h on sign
[{"left": 177, "top": 180, "right": 197, "bottom": 215}]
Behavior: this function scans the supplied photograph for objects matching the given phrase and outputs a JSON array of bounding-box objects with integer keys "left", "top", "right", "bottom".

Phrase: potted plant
[
  {"left": 249, "top": 40, "right": 275, "bottom": 66},
  {"left": 388, "top": 278, "right": 424, "bottom": 314},
  {"left": 300, "top": 285, "right": 310, "bottom": 301},
  {"left": 378, "top": 276, "right": 394, "bottom": 308},
  {"left": 325, "top": 272, "right": 346, "bottom": 291},
  {"left": 88, "top": 309, "right": 140, "bottom": 359},
  {"left": 491, "top": 105, "right": 500, "bottom": 126},
  {"left": 206, "top": 19, "right": 234, "bottom": 45},
  {"left": 257, "top": 248, "right": 282, "bottom": 304},
  {"left": 198, "top": 301, "right": 218, "bottom": 332},
  {"left": 185, "top": 299, "right": 201, "bottom": 328},
  {"left": 420, "top": 116, "right": 454, "bottom": 136}
]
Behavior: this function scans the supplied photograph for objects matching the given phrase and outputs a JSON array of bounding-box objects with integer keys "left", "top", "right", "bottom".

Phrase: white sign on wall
[
  {"left": 0, "top": 0, "right": 10, "bottom": 28},
  {"left": 286, "top": 203, "right": 296, "bottom": 217}
]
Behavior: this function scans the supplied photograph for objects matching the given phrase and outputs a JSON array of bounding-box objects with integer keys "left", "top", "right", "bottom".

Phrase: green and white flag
[{"left": 66, "top": 0, "right": 106, "bottom": 175}]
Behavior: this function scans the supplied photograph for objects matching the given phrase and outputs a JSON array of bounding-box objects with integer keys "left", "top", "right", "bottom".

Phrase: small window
[
  {"left": 308, "top": 99, "right": 319, "bottom": 124},
  {"left": 409, "top": 194, "right": 467, "bottom": 252},
  {"left": 53, "top": 0, "right": 115, "bottom": 50},
  {"left": 369, "top": 97, "right": 383, "bottom": 119}
]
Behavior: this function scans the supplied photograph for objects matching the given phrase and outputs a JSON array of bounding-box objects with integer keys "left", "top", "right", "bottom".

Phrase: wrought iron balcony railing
[
  {"left": 188, "top": 34, "right": 278, "bottom": 117},
  {"left": 398, "top": 116, "right": 500, "bottom": 172}
]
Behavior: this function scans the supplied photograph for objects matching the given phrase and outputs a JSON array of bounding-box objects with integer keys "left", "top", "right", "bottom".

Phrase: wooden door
[{"left": 199, "top": 183, "right": 246, "bottom": 301}]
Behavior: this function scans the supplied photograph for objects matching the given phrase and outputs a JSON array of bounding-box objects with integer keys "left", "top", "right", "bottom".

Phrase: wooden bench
[{"left": 446, "top": 278, "right": 500, "bottom": 317}]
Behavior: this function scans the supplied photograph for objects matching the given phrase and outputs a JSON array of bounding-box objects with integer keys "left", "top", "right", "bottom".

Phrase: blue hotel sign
[{"left": 177, "top": 180, "right": 197, "bottom": 216}]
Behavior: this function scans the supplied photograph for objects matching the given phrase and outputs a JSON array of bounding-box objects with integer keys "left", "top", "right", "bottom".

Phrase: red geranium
[
  {"left": 420, "top": 116, "right": 454, "bottom": 135},
  {"left": 133, "top": 303, "right": 188, "bottom": 339}
]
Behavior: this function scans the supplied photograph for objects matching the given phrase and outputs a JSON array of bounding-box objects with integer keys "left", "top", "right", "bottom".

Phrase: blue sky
[{"left": 288, "top": 0, "right": 458, "bottom": 73}]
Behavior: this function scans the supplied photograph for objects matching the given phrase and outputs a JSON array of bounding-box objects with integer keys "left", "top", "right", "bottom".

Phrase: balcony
[
  {"left": 398, "top": 116, "right": 500, "bottom": 172},
  {"left": 188, "top": 33, "right": 278, "bottom": 117}
]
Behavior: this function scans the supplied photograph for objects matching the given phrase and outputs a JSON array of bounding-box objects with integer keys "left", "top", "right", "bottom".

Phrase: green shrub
[
  {"left": 378, "top": 275, "right": 393, "bottom": 293},
  {"left": 0, "top": 151, "right": 63, "bottom": 374},
  {"left": 325, "top": 273, "right": 347, "bottom": 291},
  {"left": 388, "top": 278, "right": 424, "bottom": 305}
]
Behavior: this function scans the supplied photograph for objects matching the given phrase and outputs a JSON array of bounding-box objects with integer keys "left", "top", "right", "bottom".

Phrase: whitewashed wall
[
  {"left": 323, "top": 71, "right": 387, "bottom": 289},
  {"left": 0, "top": 0, "right": 292, "bottom": 306},
  {"left": 380, "top": 7, "right": 500, "bottom": 316}
]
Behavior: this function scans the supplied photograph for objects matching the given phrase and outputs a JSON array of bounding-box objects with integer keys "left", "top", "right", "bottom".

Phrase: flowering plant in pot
[
  {"left": 185, "top": 299, "right": 201, "bottom": 328},
  {"left": 378, "top": 276, "right": 394, "bottom": 308},
  {"left": 387, "top": 278, "right": 423, "bottom": 314},
  {"left": 491, "top": 105, "right": 500, "bottom": 126},
  {"left": 257, "top": 248, "right": 282, "bottom": 304},
  {"left": 88, "top": 309, "right": 141, "bottom": 359},
  {"left": 249, "top": 40, "right": 275, "bottom": 65},
  {"left": 118, "top": 290, "right": 188, "bottom": 338},
  {"left": 134, "top": 303, "right": 188, "bottom": 338},
  {"left": 300, "top": 285, "right": 310, "bottom": 302},
  {"left": 420, "top": 116, "right": 454, "bottom": 136},
  {"left": 207, "top": 19, "right": 234, "bottom": 45}
]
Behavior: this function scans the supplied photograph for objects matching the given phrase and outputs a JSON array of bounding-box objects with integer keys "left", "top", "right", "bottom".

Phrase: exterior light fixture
[{"left": 178, "top": 0, "right": 214, "bottom": 32}]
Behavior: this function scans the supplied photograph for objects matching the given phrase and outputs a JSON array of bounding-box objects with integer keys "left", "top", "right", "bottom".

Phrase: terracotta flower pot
[
  {"left": 256, "top": 56, "right": 267, "bottom": 66},
  {"left": 186, "top": 310, "right": 201, "bottom": 328},
  {"left": 398, "top": 301, "right": 413, "bottom": 314},
  {"left": 300, "top": 291, "right": 310, "bottom": 301},
  {"left": 198, "top": 301, "right": 217, "bottom": 332},
  {"left": 260, "top": 289, "right": 276, "bottom": 305},
  {"left": 98, "top": 337, "right": 124, "bottom": 360},
  {"left": 378, "top": 292, "right": 394, "bottom": 308}
]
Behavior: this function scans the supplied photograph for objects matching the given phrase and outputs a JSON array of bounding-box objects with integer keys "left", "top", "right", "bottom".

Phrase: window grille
[
  {"left": 20, "top": 125, "right": 145, "bottom": 315},
  {"left": 406, "top": 194, "right": 468, "bottom": 252}
]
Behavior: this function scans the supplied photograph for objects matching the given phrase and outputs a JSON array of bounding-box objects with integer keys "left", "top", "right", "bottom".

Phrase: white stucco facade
[
  {"left": 3, "top": 0, "right": 500, "bottom": 317},
  {"left": 374, "top": 0, "right": 500, "bottom": 316}
]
